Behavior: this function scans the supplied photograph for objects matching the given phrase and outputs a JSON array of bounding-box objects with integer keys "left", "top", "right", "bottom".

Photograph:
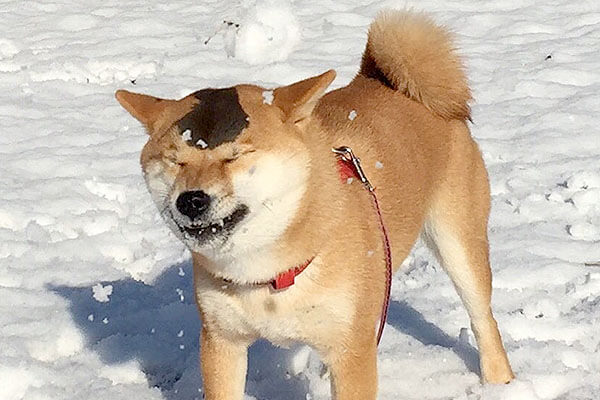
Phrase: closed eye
[
  {"left": 224, "top": 148, "right": 256, "bottom": 163},
  {"left": 164, "top": 156, "right": 186, "bottom": 167}
]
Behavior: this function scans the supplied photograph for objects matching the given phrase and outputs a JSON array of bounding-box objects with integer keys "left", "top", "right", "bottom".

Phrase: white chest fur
[{"left": 194, "top": 266, "right": 355, "bottom": 346}]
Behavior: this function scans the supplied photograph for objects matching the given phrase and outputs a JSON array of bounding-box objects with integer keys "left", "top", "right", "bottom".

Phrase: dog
[{"left": 116, "top": 10, "right": 514, "bottom": 399}]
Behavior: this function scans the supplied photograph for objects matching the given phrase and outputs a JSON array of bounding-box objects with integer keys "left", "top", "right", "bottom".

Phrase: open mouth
[{"left": 181, "top": 205, "right": 249, "bottom": 240}]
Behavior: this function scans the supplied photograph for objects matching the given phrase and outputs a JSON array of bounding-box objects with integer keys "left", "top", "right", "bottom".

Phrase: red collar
[
  {"left": 220, "top": 257, "right": 314, "bottom": 290},
  {"left": 271, "top": 257, "right": 314, "bottom": 290}
]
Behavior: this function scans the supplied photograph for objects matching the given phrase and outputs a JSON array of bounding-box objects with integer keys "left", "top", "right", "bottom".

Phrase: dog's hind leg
[{"left": 422, "top": 135, "right": 514, "bottom": 384}]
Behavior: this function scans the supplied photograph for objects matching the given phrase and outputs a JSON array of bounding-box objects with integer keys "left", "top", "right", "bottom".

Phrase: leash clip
[
  {"left": 332, "top": 145, "right": 392, "bottom": 345},
  {"left": 332, "top": 146, "right": 374, "bottom": 191}
]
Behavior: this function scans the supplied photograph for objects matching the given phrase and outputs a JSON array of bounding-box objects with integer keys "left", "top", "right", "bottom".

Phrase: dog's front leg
[
  {"left": 328, "top": 338, "right": 378, "bottom": 400},
  {"left": 200, "top": 327, "right": 248, "bottom": 400}
]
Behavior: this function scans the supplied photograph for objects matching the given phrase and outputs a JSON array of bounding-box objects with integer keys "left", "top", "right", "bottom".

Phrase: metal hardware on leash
[
  {"left": 332, "top": 146, "right": 374, "bottom": 192},
  {"left": 332, "top": 145, "right": 392, "bottom": 346}
]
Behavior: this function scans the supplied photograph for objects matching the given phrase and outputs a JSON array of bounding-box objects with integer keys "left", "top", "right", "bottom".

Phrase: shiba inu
[{"left": 116, "top": 10, "right": 514, "bottom": 399}]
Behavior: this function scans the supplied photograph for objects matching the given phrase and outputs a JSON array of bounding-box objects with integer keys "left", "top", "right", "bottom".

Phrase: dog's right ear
[
  {"left": 115, "top": 90, "right": 175, "bottom": 132},
  {"left": 273, "top": 69, "right": 336, "bottom": 124}
]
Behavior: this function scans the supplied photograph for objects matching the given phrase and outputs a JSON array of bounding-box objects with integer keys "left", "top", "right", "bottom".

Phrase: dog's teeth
[{"left": 211, "top": 227, "right": 217, "bottom": 233}]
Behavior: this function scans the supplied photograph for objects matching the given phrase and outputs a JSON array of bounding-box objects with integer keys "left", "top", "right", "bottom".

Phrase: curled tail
[{"left": 359, "top": 10, "right": 472, "bottom": 120}]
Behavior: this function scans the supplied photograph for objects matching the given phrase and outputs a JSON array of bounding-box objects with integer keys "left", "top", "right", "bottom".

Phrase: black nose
[{"left": 176, "top": 190, "right": 211, "bottom": 220}]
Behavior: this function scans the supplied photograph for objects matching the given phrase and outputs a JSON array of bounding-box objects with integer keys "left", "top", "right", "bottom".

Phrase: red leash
[
  {"left": 333, "top": 146, "right": 393, "bottom": 346},
  {"left": 264, "top": 146, "right": 392, "bottom": 346}
]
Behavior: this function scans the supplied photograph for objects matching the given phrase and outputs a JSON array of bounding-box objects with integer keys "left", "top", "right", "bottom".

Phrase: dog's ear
[
  {"left": 273, "top": 69, "right": 336, "bottom": 123},
  {"left": 115, "top": 90, "right": 176, "bottom": 132}
]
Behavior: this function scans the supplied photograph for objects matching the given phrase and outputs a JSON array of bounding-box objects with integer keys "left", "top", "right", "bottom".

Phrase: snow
[
  {"left": 0, "top": 39, "right": 19, "bottom": 59},
  {"left": 1, "top": 0, "right": 599, "bottom": 399},
  {"left": 195, "top": 138, "right": 208, "bottom": 149},
  {"left": 290, "top": 345, "right": 312, "bottom": 376},
  {"left": 181, "top": 129, "right": 192, "bottom": 142},
  {"left": 262, "top": 89, "right": 274, "bottom": 105},
  {"left": 92, "top": 283, "right": 114, "bottom": 303},
  {"left": 98, "top": 360, "right": 148, "bottom": 386},
  {"left": 229, "top": 0, "right": 301, "bottom": 65}
]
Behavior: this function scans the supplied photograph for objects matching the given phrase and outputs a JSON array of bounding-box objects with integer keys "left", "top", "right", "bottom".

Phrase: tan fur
[
  {"left": 360, "top": 10, "right": 472, "bottom": 120},
  {"left": 116, "top": 10, "right": 513, "bottom": 399}
]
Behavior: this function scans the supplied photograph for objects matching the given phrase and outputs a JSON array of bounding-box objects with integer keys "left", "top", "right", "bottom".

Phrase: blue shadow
[
  {"left": 386, "top": 300, "right": 480, "bottom": 375},
  {"left": 50, "top": 260, "right": 309, "bottom": 399},
  {"left": 51, "top": 262, "right": 479, "bottom": 399}
]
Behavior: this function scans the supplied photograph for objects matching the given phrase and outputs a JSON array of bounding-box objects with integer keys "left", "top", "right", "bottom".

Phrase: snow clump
[
  {"left": 181, "top": 129, "right": 192, "bottom": 142},
  {"left": 262, "top": 90, "right": 274, "bottom": 105},
  {"left": 233, "top": 0, "right": 301, "bottom": 65},
  {"left": 92, "top": 283, "right": 113, "bottom": 302}
]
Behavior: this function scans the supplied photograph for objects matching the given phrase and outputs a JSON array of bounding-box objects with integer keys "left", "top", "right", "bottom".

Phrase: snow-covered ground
[{"left": 1, "top": 0, "right": 599, "bottom": 399}]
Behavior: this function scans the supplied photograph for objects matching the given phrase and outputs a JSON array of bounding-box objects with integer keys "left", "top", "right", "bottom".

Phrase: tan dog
[{"left": 116, "top": 10, "right": 513, "bottom": 399}]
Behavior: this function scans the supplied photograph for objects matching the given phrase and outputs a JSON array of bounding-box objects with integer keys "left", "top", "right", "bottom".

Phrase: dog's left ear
[{"left": 273, "top": 69, "right": 336, "bottom": 124}]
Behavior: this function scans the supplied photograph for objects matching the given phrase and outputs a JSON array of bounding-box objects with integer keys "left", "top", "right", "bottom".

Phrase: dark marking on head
[{"left": 177, "top": 88, "right": 249, "bottom": 149}]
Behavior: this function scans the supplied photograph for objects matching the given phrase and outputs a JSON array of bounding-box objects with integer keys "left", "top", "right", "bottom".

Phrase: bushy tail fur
[{"left": 359, "top": 10, "right": 472, "bottom": 120}]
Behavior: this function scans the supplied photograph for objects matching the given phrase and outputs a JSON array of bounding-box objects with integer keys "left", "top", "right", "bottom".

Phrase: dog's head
[{"left": 115, "top": 70, "right": 335, "bottom": 260}]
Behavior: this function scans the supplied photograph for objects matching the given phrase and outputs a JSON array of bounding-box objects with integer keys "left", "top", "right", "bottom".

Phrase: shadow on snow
[
  {"left": 50, "top": 260, "right": 309, "bottom": 400},
  {"left": 387, "top": 300, "right": 480, "bottom": 375},
  {"left": 51, "top": 261, "right": 479, "bottom": 399}
]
